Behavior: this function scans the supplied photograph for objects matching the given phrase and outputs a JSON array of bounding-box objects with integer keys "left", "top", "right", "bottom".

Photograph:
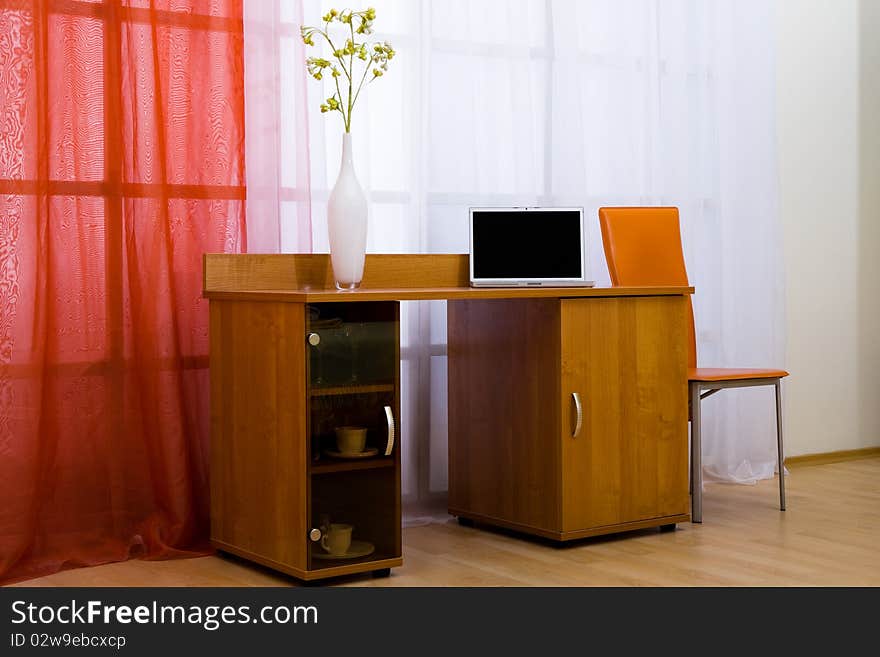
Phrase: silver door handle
[
  {"left": 572, "top": 392, "right": 583, "bottom": 438},
  {"left": 384, "top": 405, "right": 395, "bottom": 456}
]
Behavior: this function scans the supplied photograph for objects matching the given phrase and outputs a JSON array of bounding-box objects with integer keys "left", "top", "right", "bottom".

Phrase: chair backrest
[{"left": 598, "top": 206, "right": 697, "bottom": 368}]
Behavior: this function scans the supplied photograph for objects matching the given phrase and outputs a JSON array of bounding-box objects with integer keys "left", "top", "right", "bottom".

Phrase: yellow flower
[{"left": 302, "top": 9, "right": 394, "bottom": 128}]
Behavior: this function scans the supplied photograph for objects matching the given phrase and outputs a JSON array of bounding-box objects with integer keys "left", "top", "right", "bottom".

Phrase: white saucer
[
  {"left": 312, "top": 540, "right": 376, "bottom": 560},
  {"left": 323, "top": 447, "right": 380, "bottom": 459}
]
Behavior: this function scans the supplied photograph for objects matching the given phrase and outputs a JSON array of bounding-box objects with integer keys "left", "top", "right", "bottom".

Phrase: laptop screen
[{"left": 470, "top": 208, "right": 584, "bottom": 281}]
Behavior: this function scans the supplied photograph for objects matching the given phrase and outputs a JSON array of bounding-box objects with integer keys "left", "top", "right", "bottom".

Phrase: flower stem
[
  {"left": 315, "top": 29, "right": 350, "bottom": 80},
  {"left": 351, "top": 56, "right": 374, "bottom": 110},
  {"left": 334, "top": 75, "right": 345, "bottom": 124},
  {"left": 347, "top": 20, "right": 354, "bottom": 132}
]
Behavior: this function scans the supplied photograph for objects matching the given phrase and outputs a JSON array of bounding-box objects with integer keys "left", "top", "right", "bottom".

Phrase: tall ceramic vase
[{"left": 327, "top": 133, "right": 368, "bottom": 290}]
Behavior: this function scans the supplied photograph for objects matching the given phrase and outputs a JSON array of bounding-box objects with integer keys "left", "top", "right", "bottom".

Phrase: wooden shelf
[
  {"left": 310, "top": 456, "right": 395, "bottom": 475},
  {"left": 310, "top": 383, "right": 394, "bottom": 397}
]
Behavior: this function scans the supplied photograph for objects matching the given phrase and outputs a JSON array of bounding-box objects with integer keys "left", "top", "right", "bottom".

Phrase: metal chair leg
[
  {"left": 690, "top": 382, "right": 702, "bottom": 523},
  {"left": 775, "top": 379, "right": 786, "bottom": 511}
]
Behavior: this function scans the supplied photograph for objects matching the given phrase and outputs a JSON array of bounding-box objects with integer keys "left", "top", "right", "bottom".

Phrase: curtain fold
[
  {"left": 0, "top": 0, "right": 246, "bottom": 584},
  {"left": 243, "top": 0, "right": 312, "bottom": 252}
]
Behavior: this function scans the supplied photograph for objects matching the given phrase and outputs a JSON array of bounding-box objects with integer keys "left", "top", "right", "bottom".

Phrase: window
[{"left": 0, "top": 0, "right": 245, "bottom": 374}]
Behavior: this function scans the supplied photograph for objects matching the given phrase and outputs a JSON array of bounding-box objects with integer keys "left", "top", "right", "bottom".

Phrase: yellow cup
[
  {"left": 321, "top": 523, "right": 353, "bottom": 556},
  {"left": 335, "top": 427, "right": 367, "bottom": 455}
]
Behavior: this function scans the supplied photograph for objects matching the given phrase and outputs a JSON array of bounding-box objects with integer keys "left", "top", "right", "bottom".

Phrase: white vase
[{"left": 327, "top": 133, "right": 368, "bottom": 290}]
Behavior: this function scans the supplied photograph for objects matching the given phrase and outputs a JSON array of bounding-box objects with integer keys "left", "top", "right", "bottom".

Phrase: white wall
[{"left": 776, "top": 0, "right": 880, "bottom": 456}]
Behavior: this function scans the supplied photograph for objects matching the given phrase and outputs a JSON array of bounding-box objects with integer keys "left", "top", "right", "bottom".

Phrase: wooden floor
[{"left": 12, "top": 458, "right": 880, "bottom": 587}]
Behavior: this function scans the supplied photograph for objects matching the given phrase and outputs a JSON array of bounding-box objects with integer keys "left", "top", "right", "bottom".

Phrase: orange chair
[{"left": 598, "top": 207, "right": 788, "bottom": 522}]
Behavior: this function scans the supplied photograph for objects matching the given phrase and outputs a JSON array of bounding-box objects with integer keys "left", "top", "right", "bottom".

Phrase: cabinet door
[
  {"left": 560, "top": 297, "right": 689, "bottom": 532},
  {"left": 305, "top": 302, "right": 401, "bottom": 572}
]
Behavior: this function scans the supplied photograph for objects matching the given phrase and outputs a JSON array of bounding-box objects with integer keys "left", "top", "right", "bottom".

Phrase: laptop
[{"left": 469, "top": 207, "right": 595, "bottom": 288}]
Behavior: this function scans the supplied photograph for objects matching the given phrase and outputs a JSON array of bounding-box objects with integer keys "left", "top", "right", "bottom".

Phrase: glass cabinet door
[{"left": 305, "top": 301, "right": 400, "bottom": 571}]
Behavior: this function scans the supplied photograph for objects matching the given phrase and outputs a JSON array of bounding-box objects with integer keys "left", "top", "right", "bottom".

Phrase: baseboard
[{"left": 785, "top": 447, "right": 880, "bottom": 468}]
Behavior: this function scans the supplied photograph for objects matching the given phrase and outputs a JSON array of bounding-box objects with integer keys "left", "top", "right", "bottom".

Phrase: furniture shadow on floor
[{"left": 448, "top": 516, "right": 681, "bottom": 550}]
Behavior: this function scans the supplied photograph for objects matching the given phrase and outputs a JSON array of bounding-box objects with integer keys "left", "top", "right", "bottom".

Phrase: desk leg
[{"left": 690, "top": 382, "right": 703, "bottom": 523}]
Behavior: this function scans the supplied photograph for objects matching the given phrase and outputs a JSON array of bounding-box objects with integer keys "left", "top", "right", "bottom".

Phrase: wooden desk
[{"left": 204, "top": 254, "right": 693, "bottom": 581}]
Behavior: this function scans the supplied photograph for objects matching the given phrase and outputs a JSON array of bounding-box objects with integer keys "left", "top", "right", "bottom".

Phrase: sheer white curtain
[
  {"left": 244, "top": 0, "right": 313, "bottom": 252},
  {"left": 244, "top": 0, "right": 785, "bottom": 503}
]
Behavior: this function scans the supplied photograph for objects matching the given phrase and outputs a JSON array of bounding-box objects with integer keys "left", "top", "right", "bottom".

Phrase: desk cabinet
[
  {"left": 209, "top": 299, "right": 402, "bottom": 581},
  {"left": 448, "top": 296, "right": 690, "bottom": 540}
]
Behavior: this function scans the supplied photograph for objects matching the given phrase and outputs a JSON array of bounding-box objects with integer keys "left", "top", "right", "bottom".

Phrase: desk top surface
[
  {"left": 203, "top": 254, "right": 693, "bottom": 302},
  {"left": 204, "top": 285, "right": 693, "bottom": 303}
]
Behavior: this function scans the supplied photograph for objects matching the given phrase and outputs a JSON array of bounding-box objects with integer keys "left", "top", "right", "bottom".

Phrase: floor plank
[{"left": 10, "top": 458, "right": 880, "bottom": 587}]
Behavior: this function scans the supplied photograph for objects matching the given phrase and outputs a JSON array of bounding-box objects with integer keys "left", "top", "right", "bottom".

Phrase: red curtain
[{"left": 0, "top": 0, "right": 245, "bottom": 584}]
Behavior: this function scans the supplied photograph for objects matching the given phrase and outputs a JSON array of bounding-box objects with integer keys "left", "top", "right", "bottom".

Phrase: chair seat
[{"left": 688, "top": 367, "right": 789, "bottom": 382}]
